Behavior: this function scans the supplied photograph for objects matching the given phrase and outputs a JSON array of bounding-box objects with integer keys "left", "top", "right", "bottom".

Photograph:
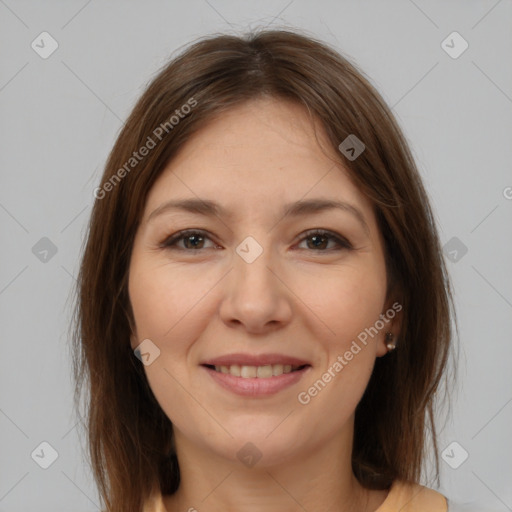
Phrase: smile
[
  {"left": 206, "top": 363, "right": 307, "bottom": 378},
  {"left": 201, "top": 364, "right": 311, "bottom": 397}
]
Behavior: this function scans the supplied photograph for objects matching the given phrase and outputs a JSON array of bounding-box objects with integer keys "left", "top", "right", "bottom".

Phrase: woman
[{"left": 72, "top": 28, "right": 459, "bottom": 511}]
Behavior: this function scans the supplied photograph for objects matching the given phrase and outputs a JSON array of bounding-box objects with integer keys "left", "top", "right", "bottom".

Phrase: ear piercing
[{"left": 385, "top": 332, "right": 396, "bottom": 351}]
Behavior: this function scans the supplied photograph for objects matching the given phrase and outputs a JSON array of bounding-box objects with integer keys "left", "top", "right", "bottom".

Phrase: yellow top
[
  {"left": 143, "top": 479, "right": 447, "bottom": 511},
  {"left": 375, "top": 480, "right": 447, "bottom": 511}
]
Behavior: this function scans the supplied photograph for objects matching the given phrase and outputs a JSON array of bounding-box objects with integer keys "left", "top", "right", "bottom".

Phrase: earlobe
[
  {"left": 129, "top": 332, "right": 139, "bottom": 351},
  {"left": 126, "top": 310, "right": 139, "bottom": 351},
  {"left": 376, "top": 331, "right": 397, "bottom": 358},
  {"left": 384, "top": 332, "right": 396, "bottom": 352},
  {"left": 376, "top": 297, "right": 403, "bottom": 357},
  {"left": 385, "top": 332, "right": 396, "bottom": 352},
  {"left": 377, "top": 295, "right": 403, "bottom": 357}
]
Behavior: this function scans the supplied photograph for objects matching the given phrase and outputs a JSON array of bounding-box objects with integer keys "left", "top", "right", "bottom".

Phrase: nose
[{"left": 218, "top": 236, "right": 293, "bottom": 334}]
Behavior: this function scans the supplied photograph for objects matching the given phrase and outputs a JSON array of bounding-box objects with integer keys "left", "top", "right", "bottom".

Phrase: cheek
[
  {"left": 292, "top": 262, "right": 385, "bottom": 406},
  {"left": 298, "top": 356, "right": 374, "bottom": 432},
  {"left": 143, "top": 361, "right": 195, "bottom": 428},
  {"left": 295, "top": 260, "right": 387, "bottom": 346},
  {"left": 128, "top": 262, "right": 218, "bottom": 433},
  {"left": 296, "top": 294, "right": 380, "bottom": 427},
  {"left": 128, "top": 261, "right": 218, "bottom": 344}
]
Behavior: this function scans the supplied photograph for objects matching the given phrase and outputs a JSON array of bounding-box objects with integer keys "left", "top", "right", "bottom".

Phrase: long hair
[{"left": 71, "top": 28, "right": 457, "bottom": 512}]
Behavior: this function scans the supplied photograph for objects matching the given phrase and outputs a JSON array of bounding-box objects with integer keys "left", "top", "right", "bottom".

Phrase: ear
[
  {"left": 375, "top": 297, "right": 403, "bottom": 358},
  {"left": 125, "top": 307, "right": 140, "bottom": 351},
  {"left": 129, "top": 325, "right": 143, "bottom": 353},
  {"left": 130, "top": 333, "right": 139, "bottom": 352},
  {"left": 128, "top": 316, "right": 139, "bottom": 352}
]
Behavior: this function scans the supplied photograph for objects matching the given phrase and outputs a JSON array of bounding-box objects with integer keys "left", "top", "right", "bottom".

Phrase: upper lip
[{"left": 201, "top": 353, "right": 311, "bottom": 367}]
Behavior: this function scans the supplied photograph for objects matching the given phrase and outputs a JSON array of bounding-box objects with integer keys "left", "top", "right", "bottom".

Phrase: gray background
[{"left": 1, "top": 1, "right": 511, "bottom": 511}]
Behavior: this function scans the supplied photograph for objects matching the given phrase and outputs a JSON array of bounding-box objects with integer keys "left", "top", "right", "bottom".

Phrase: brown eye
[
  {"left": 296, "top": 229, "right": 352, "bottom": 251},
  {"left": 161, "top": 230, "right": 216, "bottom": 251},
  {"left": 160, "top": 229, "right": 352, "bottom": 253}
]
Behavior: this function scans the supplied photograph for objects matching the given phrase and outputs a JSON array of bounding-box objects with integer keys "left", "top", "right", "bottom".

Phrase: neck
[{"left": 163, "top": 423, "right": 384, "bottom": 512}]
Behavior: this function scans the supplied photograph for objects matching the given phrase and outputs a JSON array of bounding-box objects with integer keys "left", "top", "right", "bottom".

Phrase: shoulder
[{"left": 376, "top": 480, "right": 447, "bottom": 512}]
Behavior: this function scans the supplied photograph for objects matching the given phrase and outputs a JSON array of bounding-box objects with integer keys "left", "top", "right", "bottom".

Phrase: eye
[
  {"left": 160, "top": 229, "right": 352, "bottom": 252},
  {"left": 160, "top": 229, "right": 217, "bottom": 251},
  {"left": 295, "top": 229, "right": 352, "bottom": 251}
]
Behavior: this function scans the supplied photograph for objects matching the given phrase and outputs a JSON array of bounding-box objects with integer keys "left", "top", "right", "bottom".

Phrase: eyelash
[{"left": 160, "top": 229, "right": 353, "bottom": 253}]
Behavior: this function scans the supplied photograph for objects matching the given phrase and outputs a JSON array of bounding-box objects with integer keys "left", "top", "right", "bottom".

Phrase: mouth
[
  {"left": 202, "top": 363, "right": 310, "bottom": 379},
  {"left": 200, "top": 358, "right": 312, "bottom": 397}
]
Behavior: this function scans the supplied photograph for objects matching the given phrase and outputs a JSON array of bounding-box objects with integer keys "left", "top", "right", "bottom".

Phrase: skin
[{"left": 128, "top": 97, "right": 402, "bottom": 512}]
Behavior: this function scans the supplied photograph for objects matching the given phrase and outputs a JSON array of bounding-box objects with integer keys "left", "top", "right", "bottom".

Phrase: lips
[
  {"left": 201, "top": 353, "right": 311, "bottom": 367},
  {"left": 200, "top": 353, "right": 312, "bottom": 396},
  {"left": 202, "top": 364, "right": 311, "bottom": 396}
]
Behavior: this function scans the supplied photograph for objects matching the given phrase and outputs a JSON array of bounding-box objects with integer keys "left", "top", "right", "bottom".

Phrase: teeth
[
  {"left": 257, "top": 365, "right": 273, "bottom": 378},
  {"left": 241, "top": 365, "right": 257, "bottom": 378},
  {"left": 213, "top": 364, "right": 302, "bottom": 378}
]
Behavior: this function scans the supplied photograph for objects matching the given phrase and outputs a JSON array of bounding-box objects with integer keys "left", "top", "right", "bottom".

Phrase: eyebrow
[{"left": 146, "top": 198, "right": 370, "bottom": 234}]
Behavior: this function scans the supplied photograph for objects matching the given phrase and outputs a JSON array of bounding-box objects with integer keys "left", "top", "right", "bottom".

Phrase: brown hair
[{"left": 71, "top": 27, "right": 457, "bottom": 512}]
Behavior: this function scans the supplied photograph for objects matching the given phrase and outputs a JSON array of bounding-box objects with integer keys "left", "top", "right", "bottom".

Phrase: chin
[{"left": 206, "top": 422, "right": 313, "bottom": 468}]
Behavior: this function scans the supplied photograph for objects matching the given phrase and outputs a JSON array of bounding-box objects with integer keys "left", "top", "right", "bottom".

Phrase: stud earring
[{"left": 385, "top": 332, "right": 396, "bottom": 351}]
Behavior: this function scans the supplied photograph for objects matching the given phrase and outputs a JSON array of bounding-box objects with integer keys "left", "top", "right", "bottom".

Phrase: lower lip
[{"left": 202, "top": 365, "right": 311, "bottom": 397}]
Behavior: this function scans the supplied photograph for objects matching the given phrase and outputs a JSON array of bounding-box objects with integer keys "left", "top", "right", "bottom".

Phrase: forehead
[{"left": 143, "top": 97, "right": 373, "bottom": 222}]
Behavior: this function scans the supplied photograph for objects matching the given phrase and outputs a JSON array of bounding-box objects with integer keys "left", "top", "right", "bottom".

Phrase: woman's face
[{"left": 128, "top": 97, "right": 397, "bottom": 467}]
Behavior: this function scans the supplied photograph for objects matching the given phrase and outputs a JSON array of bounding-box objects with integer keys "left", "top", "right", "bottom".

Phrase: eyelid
[
  {"left": 295, "top": 228, "right": 352, "bottom": 250},
  {"left": 159, "top": 229, "right": 220, "bottom": 250},
  {"left": 159, "top": 228, "right": 353, "bottom": 252}
]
